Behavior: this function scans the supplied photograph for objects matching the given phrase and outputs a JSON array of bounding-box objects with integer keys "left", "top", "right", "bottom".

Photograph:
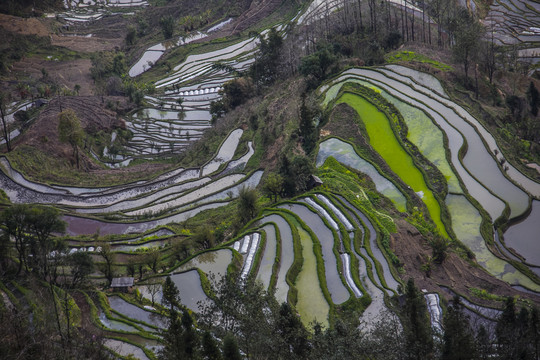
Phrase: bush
[
  {"left": 160, "top": 16, "right": 175, "bottom": 39},
  {"left": 126, "top": 25, "right": 137, "bottom": 46}
]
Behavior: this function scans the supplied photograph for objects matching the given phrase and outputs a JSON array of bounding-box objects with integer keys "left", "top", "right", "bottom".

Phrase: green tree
[
  {"left": 276, "top": 303, "right": 310, "bottom": 358},
  {"left": 516, "top": 307, "right": 533, "bottom": 360},
  {"left": 299, "top": 93, "right": 318, "bottom": 154},
  {"left": 249, "top": 27, "right": 283, "bottom": 86},
  {"left": 403, "top": 278, "right": 433, "bottom": 360},
  {"left": 126, "top": 257, "right": 137, "bottom": 277},
  {"left": 430, "top": 234, "right": 449, "bottom": 264},
  {"left": 496, "top": 297, "right": 519, "bottom": 359},
  {"left": 442, "top": 296, "right": 477, "bottom": 360},
  {"left": 126, "top": 25, "right": 137, "bottom": 46},
  {"left": 202, "top": 331, "right": 222, "bottom": 360},
  {"left": 237, "top": 186, "right": 259, "bottom": 224},
  {"left": 527, "top": 81, "right": 539, "bottom": 117},
  {"left": 262, "top": 173, "right": 284, "bottom": 202},
  {"left": 146, "top": 278, "right": 162, "bottom": 306},
  {"left": 475, "top": 325, "right": 493, "bottom": 360},
  {"left": 159, "top": 309, "right": 201, "bottom": 360},
  {"left": 193, "top": 226, "right": 215, "bottom": 250},
  {"left": 0, "top": 222, "right": 10, "bottom": 273},
  {"left": 299, "top": 44, "right": 336, "bottom": 83},
  {"left": 210, "top": 99, "right": 226, "bottom": 123},
  {"left": 181, "top": 310, "right": 199, "bottom": 359},
  {"left": 198, "top": 276, "right": 300, "bottom": 359},
  {"left": 311, "top": 319, "right": 367, "bottom": 359},
  {"left": 159, "top": 310, "right": 186, "bottom": 360},
  {"left": 450, "top": 9, "right": 483, "bottom": 84},
  {"left": 280, "top": 155, "right": 315, "bottom": 197},
  {"left": 58, "top": 109, "right": 84, "bottom": 169},
  {"left": 1, "top": 204, "right": 32, "bottom": 274},
  {"left": 68, "top": 251, "right": 94, "bottom": 288},
  {"left": 176, "top": 97, "right": 184, "bottom": 111},
  {"left": 222, "top": 333, "right": 241, "bottom": 360},
  {"left": 143, "top": 248, "right": 160, "bottom": 274},
  {"left": 112, "top": 53, "right": 127, "bottom": 77},
  {"left": 221, "top": 77, "right": 253, "bottom": 109},
  {"left": 160, "top": 16, "right": 175, "bottom": 39},
  {"left": 26, "top": 205, "right": 66, "bottom": 281},
  {"left": 162, "top": 275, "right": 181, "bottom": 312},
  {"left": 530, "top": 307, "right": 540, "bottom": 360}
]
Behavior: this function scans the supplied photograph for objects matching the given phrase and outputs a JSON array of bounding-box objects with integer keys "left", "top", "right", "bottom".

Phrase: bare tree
[
  {"left": 0, "top": 92, "right": 12, "bottom": 152},
  {"left": 145, "top": 278, "right": 163, "bottom": 306},
  {"left": 97, "top": 240, "right": 115, "bottom": 286}
]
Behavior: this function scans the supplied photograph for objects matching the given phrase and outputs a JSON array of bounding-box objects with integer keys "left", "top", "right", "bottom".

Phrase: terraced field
[
  {"left": 318, "top": 64, "right": 540, "bottom": 292},
  {"left": 485, "top": 0, "right": 540, "bottom": 64},
  {"left": 3, "top": 1, "right": 540, "bottom": 358},
  {"left": 0, "top": 127, "right": 259, "bottom": 238}
]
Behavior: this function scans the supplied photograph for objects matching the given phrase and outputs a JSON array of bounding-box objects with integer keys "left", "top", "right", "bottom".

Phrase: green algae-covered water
[
  {"left": 322, "top": 77, "right": 463, "bottom": 195},
  {"left": 317, "top": 138, "right": 408, "bottom": 212},
  {"left": 338, "top": 92, "right": 448, "bottom": 237}
]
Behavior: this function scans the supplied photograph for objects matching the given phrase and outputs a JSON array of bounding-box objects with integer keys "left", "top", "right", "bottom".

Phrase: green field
[{"left": 338, "top": 92, "right": 448, "bottom": 237}]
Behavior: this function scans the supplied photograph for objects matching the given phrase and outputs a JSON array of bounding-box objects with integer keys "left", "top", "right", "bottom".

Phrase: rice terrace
[{"left": 1, "top": 0, "right": 540, "bottom": 359}]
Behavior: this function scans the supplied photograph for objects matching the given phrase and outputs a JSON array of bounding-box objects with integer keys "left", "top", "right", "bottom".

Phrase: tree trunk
[
  {"left": 474, "top": 63, "right": 479, "bottom": 99},
  {"left": 411, "top": 7, "right": 415, "bottom": 42},
  {"left": 49, "top": 283, "right": 66, "bottom": 350},
  {"left": 422, "top": 1, "right": 425, "bottom": 43},
  {"left": 428, "top": 7, "right": 431, "bottom": 45},
  {"left": 0, "top": 106, "right": 11, "bottom": 152},
  {"left": 357, "top": 0, "right": 363, "bottom": 32},
  {"left": 401, "top": 1, "right": 405, "bottom": 40}
]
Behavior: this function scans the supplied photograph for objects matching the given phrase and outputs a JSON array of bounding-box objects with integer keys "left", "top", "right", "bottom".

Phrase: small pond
[{"left": 176, "top": 249, "right": 232, "bottom": 283}]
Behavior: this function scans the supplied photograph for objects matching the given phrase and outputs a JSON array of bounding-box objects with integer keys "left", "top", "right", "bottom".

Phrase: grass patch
[{"left": 385, "top": 51, "right": 453, "bottom": 72}]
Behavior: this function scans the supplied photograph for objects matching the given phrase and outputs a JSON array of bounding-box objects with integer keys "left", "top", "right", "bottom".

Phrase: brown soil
[
  {"left": 16, "top": 96, "right": 125, "bottom": 167},
  {"left": 9, "top": 57, "right": 94, "bottom": 96},
  {"left": 391, "top": 219, "right": 540, "bottom": 307},
  {"left": 0, "top": 13, "right": 51, "bottom": 36},
  {"left": 51, "top": 34, "right": 122, "bottom": 53},
  {"left": 10, "top": 96, "right": 171, "bottom": 183}
]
